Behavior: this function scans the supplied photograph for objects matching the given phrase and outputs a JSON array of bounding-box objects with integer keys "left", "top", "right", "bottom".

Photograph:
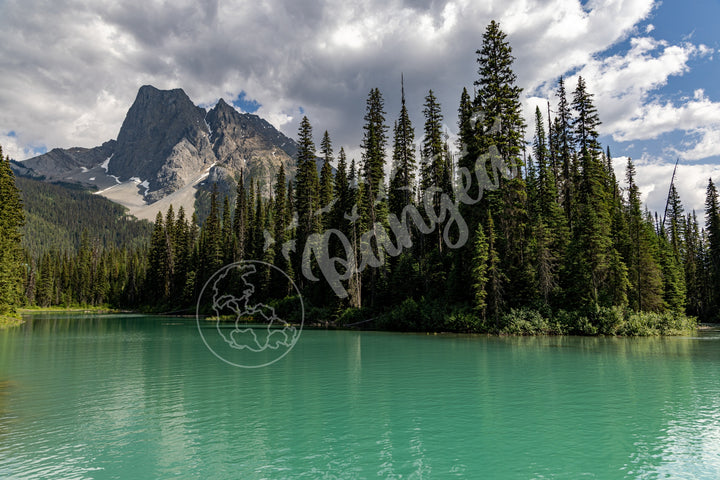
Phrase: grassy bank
[{"left": 18, "top": 305, "right": 122, "bottom": 314}]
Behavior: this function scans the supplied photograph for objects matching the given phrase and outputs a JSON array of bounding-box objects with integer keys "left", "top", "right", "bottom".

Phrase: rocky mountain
[{"left": 13, "top": 85, "right": 299, "bottom": 219}]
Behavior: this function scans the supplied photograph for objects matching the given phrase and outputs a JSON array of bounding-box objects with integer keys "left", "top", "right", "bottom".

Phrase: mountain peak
[
  {"left": 108, "top": 86, "right": 213, "bottom": 191},
  {"left": 137, "top": 84, "right": 186, "bottom": 97},
  {"left": 14, "top": 85, "right": 299, "bottom": 220},
  {"left": 210, "top": 98, "right": 237, "bottom": 118}
]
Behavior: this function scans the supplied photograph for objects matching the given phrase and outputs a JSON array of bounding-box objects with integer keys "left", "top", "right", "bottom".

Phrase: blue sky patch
[{"left": 232, "top": 91, "right": 261, "bottom": 113}]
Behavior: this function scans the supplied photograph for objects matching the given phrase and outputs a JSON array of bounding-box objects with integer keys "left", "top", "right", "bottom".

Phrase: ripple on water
[{"left": 1, "top": 317, "right": 719, "bottom": 478}]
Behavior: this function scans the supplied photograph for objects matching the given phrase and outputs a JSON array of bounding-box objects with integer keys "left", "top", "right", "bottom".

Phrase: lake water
[{"left": 1, "top": 314, "right": 719, "bottom": 479}]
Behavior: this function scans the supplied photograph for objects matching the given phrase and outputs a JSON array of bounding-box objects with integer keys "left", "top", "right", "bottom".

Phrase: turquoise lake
[{"left": 1, "top": 314, "right": 719, "bottom": 479}]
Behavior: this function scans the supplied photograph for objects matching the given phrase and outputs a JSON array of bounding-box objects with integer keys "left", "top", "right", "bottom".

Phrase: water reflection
[{"left": 1, "top": 316, "right": 720, "bottom": 478}]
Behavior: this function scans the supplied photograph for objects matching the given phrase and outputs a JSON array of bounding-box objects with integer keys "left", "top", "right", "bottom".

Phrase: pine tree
[
  {"left": 474, "top": 21, "right": 530, "bottom": 307},
  {"left": 471, "top": 222, "right": 489, "bottom": 316},
  {"left": 474, "top": 20, "right": 526, "bottom": 173},
  {"left": 221, "top": 196, "right": 233, "bottom": 264},
  {"left": 360, "top": 87, "right": 389, "bottom": 225},
  {"left": 555, "top": 77, "right": 575, "bottom": 228},
  {"left": 252, "top": 180, "right": 266, "bottom": 264},
  {"left": 529, "top": 110, "right": 565, "bottom": 307},
  {"left": 389, "top": 77, "right": 416, "bottom": 218},
  {"left": 333, "top": 147, "right": 352, "bottom": 230},
  {"left": 684, "top": 211, "right": 704, "bottom": 317},
  {"left": 623, "top": 159, "right": 664, "bottom": 311},
  {"left": 360, "top": 88, "right": 389, "bottom": 306},
  {"left": 571, "top": 76, "right": 601, "bottom": 158},
  {"left": 421, "top": 90, "right": 445, "bottom": 199},
  {"left": 35, "top": 252, "right": 54, "bottom": 308},
  {"left": 200, "top": 184, "right": 223, "bottom": 286},
  {"left": 532, "top": 106, "right": 549, "bottom": 196},
  {"left": 272, "top": 165, "right": 292, "bottom": 295},
  {"left": 705, "top": 178, "right": 720, "bottom": 317},
  {"left": 452, "top": 87, "right": 477, "bottom": 296},
  {"left": 421, "top": 89, "right": 449, "bottom": 252},
  {"left": 347, "top": 158, "right": 362, "bottom": 307},
  {"left": 233, "top": 173, "right": 248, "bottom": 260},
  {"left": 485, "top": 213, "right": 505, "bottom": 322},
  {"left": 657, "top": 226, "right": 686, "bottom": 313},
  {"left": 294, "top": 116, "right": 321, "bottom": 286},
  {"left": 666, "top": 182, "right": 685, "bottom": 260},
  {"left": 147, "top": 212, "right": 168, "bottom": 302},
  {"left": 319, "top": 130, "right": 335, "bottom": 228},
  {"left": 173, "top": 206, "right": 192, "bottom": 303}
]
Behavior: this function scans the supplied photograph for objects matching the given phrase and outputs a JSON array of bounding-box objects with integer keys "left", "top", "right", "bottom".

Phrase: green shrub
[
  {"left": 617, "top": 310, "right": 696, "bottom": 336},
  {"left": 443, "top": 308, "right": 481, "bottom": 332},
  {"left": 336, "top": 307, "right": 364, "bottom": 327},
  {"left": 594, "top": 306, "right": 625, "bottom": 335},
  {"left": 498, "top": 308, "right": 556, "bottom": 335}
]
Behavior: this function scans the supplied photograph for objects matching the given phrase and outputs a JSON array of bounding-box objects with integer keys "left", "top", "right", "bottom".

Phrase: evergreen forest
[{"left": 3, "top": 21, "right": 720, "bottom": 334}]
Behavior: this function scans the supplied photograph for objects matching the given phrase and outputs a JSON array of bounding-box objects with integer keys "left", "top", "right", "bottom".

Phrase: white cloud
[
  {"left": 0, "top": 0, "right": 660, "bottom": 162},
  {"left": 613, "top": 155, "right": 720, "bottom": 226},
  {"left": 530, "top": 32, "right": 720, "bottom": 163},
  {"left": 1, "top": 0, "right": 716, "bottom": 188},
  {"left": 0, "top": 133, "right": 44, "bottom": 162}
]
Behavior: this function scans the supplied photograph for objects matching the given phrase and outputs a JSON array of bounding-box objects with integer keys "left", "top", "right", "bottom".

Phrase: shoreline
[
  {"left": 8, "top": 308, "right": 705, "bottom": 338},
  {"left": 698, "top": 323, "right": 720, "bottom": 331}
]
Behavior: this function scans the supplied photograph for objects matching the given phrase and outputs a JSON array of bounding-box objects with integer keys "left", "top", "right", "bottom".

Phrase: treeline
[
  {"left": 11, "top": 175, "right": 152, "bottom": 309},
  {"left": 14, "top": 21, "right": 720, "bottom": 333},
  {"left": 0, "top": 146, "right": 25, "bottom": 319}
]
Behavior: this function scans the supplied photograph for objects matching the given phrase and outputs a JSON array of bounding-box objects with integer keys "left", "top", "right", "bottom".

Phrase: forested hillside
[{"left": 16, "top": 176, "right": 152, "bottom": 257}]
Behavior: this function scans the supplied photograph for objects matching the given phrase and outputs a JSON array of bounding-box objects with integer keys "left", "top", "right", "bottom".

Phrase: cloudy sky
[{"left": 1, "top": 0, "right": 719, "bottom": 218}]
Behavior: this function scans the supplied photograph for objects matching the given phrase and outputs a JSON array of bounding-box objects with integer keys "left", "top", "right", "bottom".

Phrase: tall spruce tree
[
  {"left": 571, "top": 76, "right": 601, "bottom": 158},
  {"left": 564, "top": 85, "right": 624, "bottom": 311},
  {"left": 294, "top": 116, "right": 321, "bottom": 287},
  {"left": 333, "top": 147, "right": 352, "bottom": 231},
  {"left": 319, "top": 130, "right": 335, "bottom": 228},
  {"left": 473, "top": 20, "right": 529, "bottom": 307},
  {"left": 473, "top": 20, "right": 525, "bottom": 173},
  {"left": 420, "top": 90, "right": 445, "bottom": 200},
  {"left": 389, "top": 77, "right": 416, "bottom": 218},
  {"left": 272, "top": 165, "right": 293, "bottom": 294},
  {"left": 705, "top": 178, "right": 720, "bottom": 317},
  {"left": 684, "top": 211, "right": 704, "bottom": 317},
  {"left": 421, "top": 89, "right": 448, "bottom": 252},
  {"left": 360, "top": 88, "right": 389, "bottom": 306},
  {"left": 555, "top": 77, "right": 575, "bottom": 228},
  {"left": 360, "top": 87, "right": 389, "bottom": 225},
  {"left": 471, "top": 222, "right": 489, "bottom": 318}
]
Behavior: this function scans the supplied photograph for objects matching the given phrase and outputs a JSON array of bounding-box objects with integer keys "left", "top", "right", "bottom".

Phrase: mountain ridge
[{"left": 13, "top": 85, "right": 299, "bottom": 220}]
